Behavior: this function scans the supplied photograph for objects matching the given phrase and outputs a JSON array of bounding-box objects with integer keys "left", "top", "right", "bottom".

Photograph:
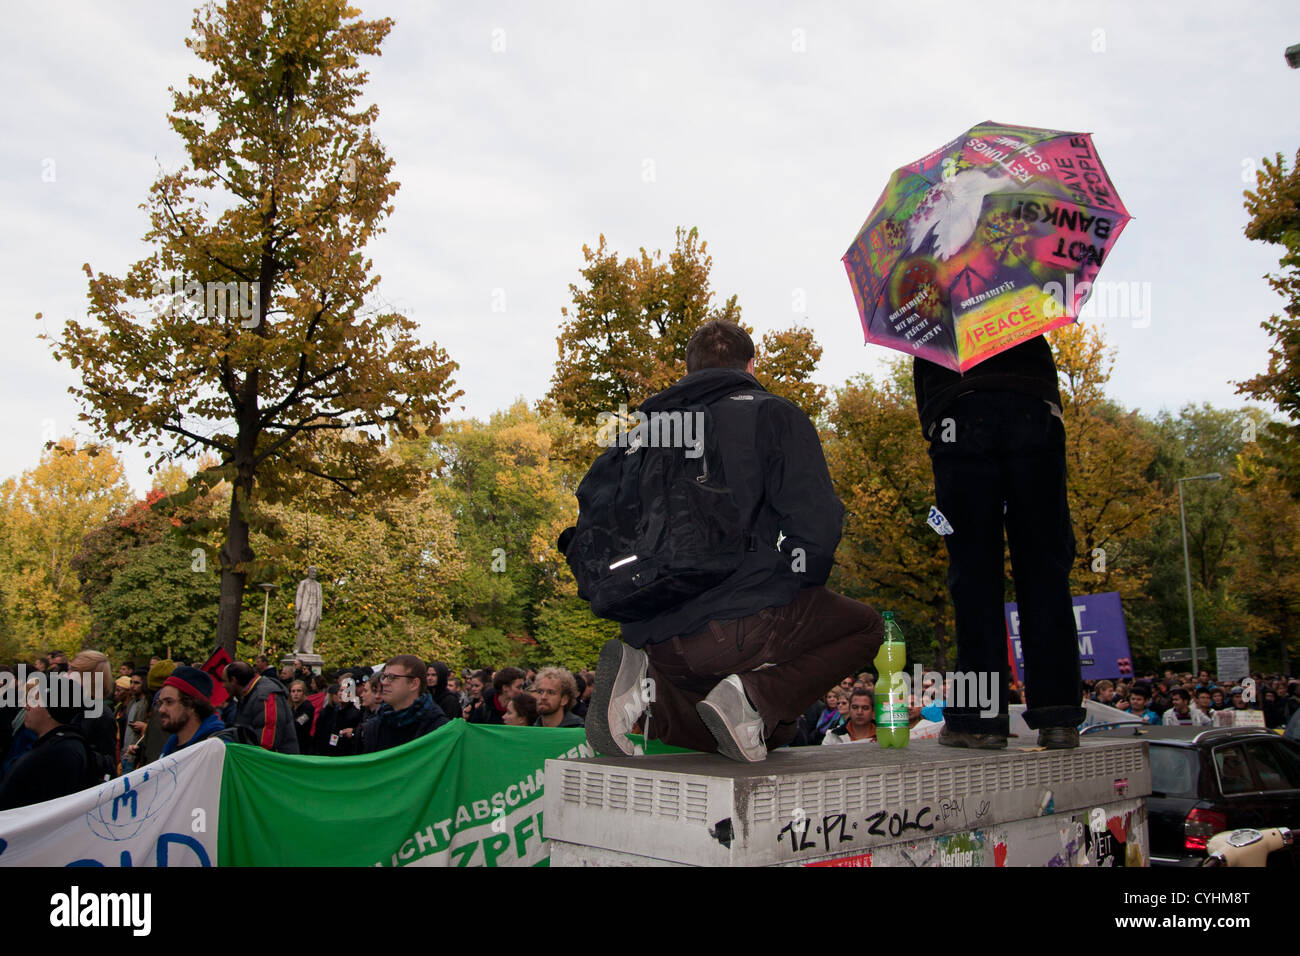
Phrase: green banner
[{"left": 218, "top": 721, "right": 682, "bottom": 866}]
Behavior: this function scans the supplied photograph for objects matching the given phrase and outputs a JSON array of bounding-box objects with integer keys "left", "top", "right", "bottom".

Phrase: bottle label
[{"left": 876, "top": 685, "right": 909, "bottom": 729}]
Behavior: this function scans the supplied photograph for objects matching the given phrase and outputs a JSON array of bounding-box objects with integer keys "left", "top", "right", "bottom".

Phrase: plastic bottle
[{"left": 874, "top": 611, "right": 910, "bottom": 748}]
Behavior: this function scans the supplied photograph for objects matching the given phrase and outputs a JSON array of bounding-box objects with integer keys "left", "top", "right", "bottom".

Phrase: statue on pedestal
[{"left": 294, "top": 567, "right": 323, "bottom": 655}]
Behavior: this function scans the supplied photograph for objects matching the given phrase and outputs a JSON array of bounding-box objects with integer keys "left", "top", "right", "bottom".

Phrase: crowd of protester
[
  {"left": 2, "top": 646, "right": 1297, "bottom": 812},
  {"left": 0, "top": 648, "right": 594, "bottom": 811}
]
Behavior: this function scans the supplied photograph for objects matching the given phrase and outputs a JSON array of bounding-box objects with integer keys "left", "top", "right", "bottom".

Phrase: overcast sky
[{"left": 2, "top": 1, "right": 1298, "bottom": 495}]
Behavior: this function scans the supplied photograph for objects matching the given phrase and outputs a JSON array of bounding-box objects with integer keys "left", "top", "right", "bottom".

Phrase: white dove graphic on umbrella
[{"left": 905, "top": 167, "right": 1017, "bottom": 261}]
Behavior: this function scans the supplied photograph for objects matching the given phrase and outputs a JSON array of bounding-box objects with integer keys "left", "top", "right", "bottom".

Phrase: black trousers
[{"left": 928, "top": 391, "right": 1086, "bottom": 734}]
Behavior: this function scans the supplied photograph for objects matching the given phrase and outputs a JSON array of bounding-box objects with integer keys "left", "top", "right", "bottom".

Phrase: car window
[
  {"left": 1213, "top": 744, "right": 1256, "bottom": 795},
  {"left": 1149, "top": 746, "right": 1198, "bottom": 797},
  {"left": 1243, "top": 740, "right": 1300, "bottom": 792}
]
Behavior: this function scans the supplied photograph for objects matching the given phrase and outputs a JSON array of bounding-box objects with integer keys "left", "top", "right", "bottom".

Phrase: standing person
[
  {"left": 314, "top": 683, "right": 362, "bottom": 755},
  {"left": 343, "top": 674, "right": 383, "bottom": 750},
  {"left": 120, "top": 670, "right": 149, "bottom": 773},
  {"left": 821, "top": 689, "right": 876, "bottom": 745},
  {"left": 222, "top": 662, "right": 300, "bottom": 754},
  {"left": 1127, "top": 685, "right": 1158, "bottom": 725},
  {"left": 69, "top": 650, "right": 118, "bottom": 771},
  {"left": 361, "top": 656, "right": 448, "bottom": 753},
  {"left": 505, "top": 691, "right": 538, "bottom": 727},
  {"left": 158, "top": 667, "right": 226, "bottom": 756},
  {"left": 1163, "top": 689, "right": 1211, "bottom": 727},
  {"left": 289, "top": 680, "right": 314, "bottom": 753},
  {"left": 0, "top": 675, "right": 102, "bottom": 811},
  {"left": 469, "top": 667, "right": 526, "bottom": 725},
  {"left": 914, "top": 337, "right": 1086, "bottom": 750},
  {"left": 533, "top": 668, "right": 585, "bottom": 728},
  {"left": 426, "top": 661, "right": 463, "bottom": 722},
  {"left": 136, "top": 660, "right": 176, "bottom": 767},
  {"left": 570, "top": 321, "right": 883, "bottom": 762}
]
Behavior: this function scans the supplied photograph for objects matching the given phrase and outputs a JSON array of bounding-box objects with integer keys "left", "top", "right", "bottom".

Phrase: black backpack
[{"left": 559, "top": 391, "right": 759, "bottom": 622}]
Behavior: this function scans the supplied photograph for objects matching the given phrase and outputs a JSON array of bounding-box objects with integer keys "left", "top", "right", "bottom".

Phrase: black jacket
[
  {"left": 360, "top": 695, "right": 448, "bottom": 753},
  {"left": 913, "top": 335, "right": 1064, "bottom": 440},
  {"left": 428, "top": 663, "right": 462, "bottom": 721},
  {"left": 614, "top": 368, "right": 844, "bottom": 648},
  {"left": 314, "top": 701, "right": 362, "bottom": 755},
  {"left": 468, "top": 689, "right": 506, "bottom": 725},
  {"left": 0, "top": 725, "right": 92, "bottom": 811}
]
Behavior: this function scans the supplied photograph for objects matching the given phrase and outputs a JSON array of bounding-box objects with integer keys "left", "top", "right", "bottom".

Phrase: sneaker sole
[
  {"left": 696, "top": 698, "right": 766, "bottom": 763},
  {"left": 585, "top": 640, "right": 639, "bottom": 757}
]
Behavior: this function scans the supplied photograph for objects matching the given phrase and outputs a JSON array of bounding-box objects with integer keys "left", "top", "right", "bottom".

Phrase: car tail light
[{"left": 1184, "top": 808, "right": 1227, "bottom": 851}]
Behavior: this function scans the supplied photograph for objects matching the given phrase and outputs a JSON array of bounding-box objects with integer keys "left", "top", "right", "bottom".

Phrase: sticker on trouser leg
[{"left": 927, "top": 505, "right": 955, "bottom": 535}]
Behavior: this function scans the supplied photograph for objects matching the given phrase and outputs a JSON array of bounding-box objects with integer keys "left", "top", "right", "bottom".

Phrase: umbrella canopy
[{"left": 843, "top": 121, "right": 1132, "bottom": 373}]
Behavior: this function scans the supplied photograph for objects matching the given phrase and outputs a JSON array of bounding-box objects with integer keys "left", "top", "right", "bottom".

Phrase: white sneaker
[
  {"left": 696, "top": 674, "right": 767, "bottom": 762},
  {"left": 585, "top": 639, "right": 649, "bottom": 757}
]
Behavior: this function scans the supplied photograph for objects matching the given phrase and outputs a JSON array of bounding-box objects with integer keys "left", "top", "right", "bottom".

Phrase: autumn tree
[
  {"left": 824, "top": 366, "right": 953, "bottom": 669},
  {"left": 546, "top": 227, "right": 827, "bottom": 422},
  {"left": 42, "top": 0, "right": 459, "bottom": 656},
  {"left": 1230, "top": 443, "right": 1300, "bottom": 673},
  {"left": 1235, "top": 148, "right": 1300, "bottom": 492},
  {"left": 0, "top": 440, "right": 133, "bottom": 655},
  {"left": 1049, "top": 325, "right": 1166, "bottom": 599}
]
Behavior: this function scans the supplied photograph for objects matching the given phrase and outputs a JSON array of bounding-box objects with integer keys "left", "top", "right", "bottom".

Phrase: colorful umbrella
[{"left": 842, "top": 121, "right": 1132, "bottom": 373}]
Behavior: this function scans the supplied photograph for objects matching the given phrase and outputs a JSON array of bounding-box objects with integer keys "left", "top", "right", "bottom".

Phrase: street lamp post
[
  {"left": 258, "top": 582, "right": 277, "bottom": 658},
  {"left": 1177, "top": 473, "right": 1222, "bottom": 678}
]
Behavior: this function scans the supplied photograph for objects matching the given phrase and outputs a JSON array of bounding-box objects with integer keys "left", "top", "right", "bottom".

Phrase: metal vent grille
[{"left": 558, "top": 767, "right": 709, "bottom": 823}]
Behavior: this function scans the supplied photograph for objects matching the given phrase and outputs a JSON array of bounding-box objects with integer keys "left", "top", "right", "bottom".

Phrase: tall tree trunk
[{"left": 216, "top": 399, "right": 259, "bottom": 658}]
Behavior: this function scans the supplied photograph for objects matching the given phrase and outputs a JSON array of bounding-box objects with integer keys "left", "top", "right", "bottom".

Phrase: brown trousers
[{"left": 644, "top": 586, "right": 884, "bottom": 753}]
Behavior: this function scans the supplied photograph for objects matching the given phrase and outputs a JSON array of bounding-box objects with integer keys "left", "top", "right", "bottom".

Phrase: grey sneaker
[
  {"left": 696, "top": 675, "right": 767, "bottom": 762},
  {"left": 1038, "top": 727, "right": 1080, "bottom": 749},
  {"left": 938, "top": 724, "right": 1007, "bottom": 750},
  {"left": 585, "top": 639, "right": 649, "bottom": 757}
]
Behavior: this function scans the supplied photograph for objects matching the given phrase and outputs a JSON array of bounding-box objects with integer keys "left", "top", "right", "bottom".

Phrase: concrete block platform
[{"left": 544, "top": 738, "right": 1150, "bottom": 866}]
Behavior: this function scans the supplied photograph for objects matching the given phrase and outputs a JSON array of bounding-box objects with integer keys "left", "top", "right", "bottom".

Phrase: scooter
[{"left": 1200, "top": 827, "right": 1293, "bottom": 866}]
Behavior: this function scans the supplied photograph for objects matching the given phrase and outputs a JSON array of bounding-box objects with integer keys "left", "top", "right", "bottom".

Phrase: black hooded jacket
[
  {"left": 607, "top": 368, "right": 844, "bottom": 649},
  {"left": 428, "top": 662, "right": 462, "bottom": 721}
]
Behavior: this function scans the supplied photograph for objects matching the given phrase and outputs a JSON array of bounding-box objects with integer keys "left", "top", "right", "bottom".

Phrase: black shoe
[
  {"left": 938, "top": 725, "right": 1007, "bottom": 750},
  {"left": 1037, "top": 727, "right": 1080, "bottom": 749}
]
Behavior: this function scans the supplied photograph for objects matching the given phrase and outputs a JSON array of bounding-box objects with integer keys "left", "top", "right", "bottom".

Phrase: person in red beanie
[{"left": 158, "top": 666, "right": 225, "bottom": 756}]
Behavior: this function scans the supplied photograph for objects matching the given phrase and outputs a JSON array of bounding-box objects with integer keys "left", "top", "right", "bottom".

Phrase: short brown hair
[
  {"left": 385, "top": 655, "right": 427, "bottom": 684},
  {"left": 686, "top": 321, "right": 755, "bottom": 373}
]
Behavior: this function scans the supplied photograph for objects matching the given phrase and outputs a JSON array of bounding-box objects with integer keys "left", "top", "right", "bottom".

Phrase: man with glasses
[{"left": 361, "top": 655, "right": 449, "bottom": 754}]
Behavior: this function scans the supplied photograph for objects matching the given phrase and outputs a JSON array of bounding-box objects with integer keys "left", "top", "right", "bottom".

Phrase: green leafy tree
[
  {"left": 532, "top": 596, "right": 619, "bottom": 672},
  {"left": 1123, "top": 404, "right": 1254, "bottom": 671},
  {"left": 249, "top": 489, "right": 466, "bottom": 669},
  {"left": 432, "top": 403, "right": 576, "bottom": 653},
  {"left": 1235, "top": 148, "right": 1300, "bottom": 491},
  {"left": 42, "top": 0, "right": 459, "bottom": 656}
]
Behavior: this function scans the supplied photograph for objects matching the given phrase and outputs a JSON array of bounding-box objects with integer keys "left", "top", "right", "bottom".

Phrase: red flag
[{"left": 201, "top": 647, "right": 233, "bottom": 707}]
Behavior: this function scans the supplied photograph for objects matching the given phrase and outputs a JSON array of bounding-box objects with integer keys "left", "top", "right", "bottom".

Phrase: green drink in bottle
[{"left": 874, "top": 611, "right": 909, "bottom": 748}]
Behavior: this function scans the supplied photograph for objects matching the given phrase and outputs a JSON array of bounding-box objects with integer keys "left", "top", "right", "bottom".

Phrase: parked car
[{"left": 1088, "top": 725, "right": 1300, "bottom": 867}]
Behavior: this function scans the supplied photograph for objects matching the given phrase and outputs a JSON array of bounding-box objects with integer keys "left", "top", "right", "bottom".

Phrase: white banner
[{"left": 0, "top": 740, "right": 225, "bottom": 867}]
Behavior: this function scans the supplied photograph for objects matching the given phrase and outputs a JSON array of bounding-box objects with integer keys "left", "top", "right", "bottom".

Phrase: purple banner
[{"left": 1005, "top": 591, "right": 1132, "bottom": 680}]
